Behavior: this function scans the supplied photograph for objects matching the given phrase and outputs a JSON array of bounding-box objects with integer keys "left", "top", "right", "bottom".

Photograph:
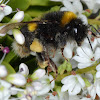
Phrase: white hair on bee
[{"left": 12, "top": 41, "right": 30, "bottom": 58}]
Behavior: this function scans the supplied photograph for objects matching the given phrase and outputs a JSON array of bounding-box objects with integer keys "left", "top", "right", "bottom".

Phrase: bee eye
[{"left": 74, "top": 28, "right": 77, "bottom": 34}]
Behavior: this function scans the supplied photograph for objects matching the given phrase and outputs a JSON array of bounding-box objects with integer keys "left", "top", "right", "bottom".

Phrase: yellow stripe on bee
[
  {"left": 28, "top": 23, "right": 37, "bottom": 32},
  {"left": 61, "top": 12, "right": 77, "bottom": 26},
  {"left": 30, "top": 38, "right": 43, "bottom": 52}
]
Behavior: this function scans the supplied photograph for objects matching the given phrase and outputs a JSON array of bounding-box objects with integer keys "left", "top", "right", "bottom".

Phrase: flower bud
[
  {"left": 31, "top": 69, "right": 46, "bottom": 80},
  {"left": 6, "top": 73, "right": 26, "bottom": 86},
  {"left": 19, "top": 63, "right": 29, "bottom": 77},
  {"left": 13, "top": 29, "right": 25, "bottom": 45},
  {"left": 11, "top": 11, "right": 24, "bottom": 23},
  {"left": 3, "top": 47, "right": 10, "bottom": 53},
  {"left": 0, "top": 65, "right": 7, "bottom": 78}
]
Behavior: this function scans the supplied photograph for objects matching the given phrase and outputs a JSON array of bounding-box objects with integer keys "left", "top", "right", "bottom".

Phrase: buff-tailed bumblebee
[{"left": 0, "top": 11, "right": 95, "bottom": 75}]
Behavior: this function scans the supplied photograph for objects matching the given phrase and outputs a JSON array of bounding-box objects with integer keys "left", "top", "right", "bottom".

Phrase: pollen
[
  {"left": 28, "top": 23, "right": 37, "bottom": 32},
  {"left": 30, "top": 38, "right": 43, "bottom": 52},
  {"left": 61, "top": 11, "right": 77, "bottom": 26}
]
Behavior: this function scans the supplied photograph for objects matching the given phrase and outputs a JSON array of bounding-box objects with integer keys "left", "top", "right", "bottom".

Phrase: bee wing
[{"left": 0, "top": 20, "right": 45, "bottom": 34}]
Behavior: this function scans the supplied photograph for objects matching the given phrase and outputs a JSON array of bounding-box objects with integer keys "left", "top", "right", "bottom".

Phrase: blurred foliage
[{"left": 0, "top": 0, "right": 61, "bottom": 73}]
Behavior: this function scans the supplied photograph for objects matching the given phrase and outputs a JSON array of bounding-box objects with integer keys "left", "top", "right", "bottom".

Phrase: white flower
[
  {"left": 12, "top": 29, "right": 25, "bottom": 45},
  {"left": 0, "top": 65, "right": 7, "bottom": 78},
  {"left": 31, "top": 69, "right": 46, "bottom": 80},
  {"left": 37, "top": 75, "right": 55, "bottom": 95},
  {"left": 73, "top": 46, "right": 100, "bottom": 69},
  {"left": 0, "top": 1, "right": 12, "bottom": 21},
  {"left": 63, "top": 41, "right": 77, "bottom": 59},
  {"left": 19, "top": 63, "right": 29, "bottom": 77},
  {"left": 61, "top": 74, "right": 85, "bottom": 95},
  {"left": 6, "top": 73, "right": 26, "bottom": 86}
]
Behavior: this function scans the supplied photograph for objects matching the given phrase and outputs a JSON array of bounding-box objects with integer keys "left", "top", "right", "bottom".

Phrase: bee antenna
[
  {"left": 86, "top": 36, "right": 93, "bottom": 52},
  {"left": 88, "top": 24, "right": 100, "bottom": 35}
]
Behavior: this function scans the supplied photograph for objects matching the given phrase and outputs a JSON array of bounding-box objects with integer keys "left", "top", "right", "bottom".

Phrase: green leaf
[
  {"left": 66, "top": 61, "right": 72, "bottom": 72},
  {"left": 50, "top": 6, "right": 60, "bottom": 12},
  {"left": 8, "top": 0, "right": 31, "bottom": 11},
  {"left": 31, "top": 0, "right": 49, "bottom": 6},
  {"left": 2, "top": 61, "right": 15, "bottom": 74},
  {"left": 25, "top": 6, "right": 50, "bottom": 17},
  {"left": 3, "top": 50, "right": 16, "bottom": 63},
  {"left": 58, "top": 60, "right": 72, "bottom": 75},
  {"left": 58, "top": 60, "right": 67, "bottom": 75},
  {"left": 23, "top": 13, "right": 32, "bottom": 21}
]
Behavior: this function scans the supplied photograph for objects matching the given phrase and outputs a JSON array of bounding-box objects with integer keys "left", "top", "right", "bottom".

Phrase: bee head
[{"left": 66, "top": 19, "right": 88, "bottom": 46}]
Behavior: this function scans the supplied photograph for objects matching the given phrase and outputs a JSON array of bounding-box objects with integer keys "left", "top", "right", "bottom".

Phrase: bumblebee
[{"left": 0, "top": 11, "right": 90, "bottom": 73}]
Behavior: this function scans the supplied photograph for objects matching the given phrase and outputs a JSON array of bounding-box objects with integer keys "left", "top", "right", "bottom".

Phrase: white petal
[
  {"left": 61, "top": 75, "right": 75, "bottom": 84},
  {"left": 82, "top": 46, "right": 93, "bottom": 58},
  {"left": 37, "top": 86, "right": 51, "bottom": 95},
  {"left": 78, "top": 62, "right": 93, "bottom": 69},
  {"left": 73, "top": 0, "right": 83, "bottom": 13},
  {"left": 61, "top": 84, "right": 70, "bottom": 92},
  {"left": 96, "top": 64, "right": 100, "bottom": 71},
  {"left": 68, "top": 83, "right": 81, "bottom": 95},
  {"left": 76, "top": 75, "right": 85, "bottom": 87},
  {"left": 32, "top": 69, "right": 46, "bottom": 80},
  {"left": 92, "top": 4, "right": 100, "bottom": 13},
  {"left": 69, "top": 95, "right": 80, "bottom": 100},
  {"left": 32, "top": 82, "right": 42, "bottom": 91},
  {"left": 96, "top": 71, "right": 100, "bottom": 78},
  {"left": 62, "top": 0, "right": 77, "bottom": 13},
  {"left": 73, "top": 56, "right": 91, "bottom": 63},
  {"left": 76, "top": 47, "right": 90, "bottom": 59},
  {"left": 0, "top": 79, "right": 11, "bottom": 88},
  {"left": 61, "top": 78, "right": 76, "bottom": 92},
  {"left": 88, "top": 85, "right": 96, "bottom": 99},
  {"left": 96, "top": 82, "right": 100, "bottom": 97},
  {"left": 60, "top": 7, "right": 68, "bottom": 11},
  {"left": 0, "top": 65, "right": 7, "bottom": 78},
  {"left": 81, "top": 0, "right": 95, "bottom": 9},
  {"left": 3, "top": 5, "right": 12, "bottom": 15},
  {"left": 78, "top": 14, "right": 88, "bottom": 25},
  {"left": 63, "top": 41, "right": 76, "bottom": 59},
  {"left": 0, "top": 12, "right": 5, "bottom": 21},
  {"left": 96, "top": 0, "right": 100, "bottom": 4},
  {"left": 7, "top": 73, "right": 26, "bottom": 86},
  {"left": 49, "top": 75, "right": 55, "bottom": 89},
  {"left": 94, "top": 47, "right": 100, "bottom": 61}
]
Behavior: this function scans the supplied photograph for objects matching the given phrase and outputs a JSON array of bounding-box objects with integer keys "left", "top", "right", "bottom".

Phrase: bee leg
[
  {"left": 36, "top": 52, "right": 48, "bottom": 68},
  {"left": 49, "top": 58, "right": 58, "bottom": 81},
  {"left": 61, "top": 48, "right": 68, "bottom": 61},
  {"left": 43, "top": 47, "right": 58, "bottom": 80}
]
